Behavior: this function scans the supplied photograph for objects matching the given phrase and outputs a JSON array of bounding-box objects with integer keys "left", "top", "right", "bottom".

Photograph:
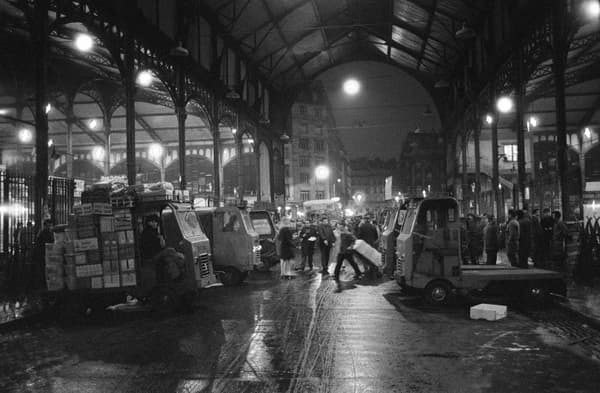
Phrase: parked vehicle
[
  {"left": 379, "top": 206, "right": 408, "bottom": 275},
  {"left": 395, "top": 197, "right": 566, "bottom": 305},
  {"left": 249, "top": 210, "right": 279, "bottom": 270},
  {"left": 195, "top": 206, "right": 261, "bottom": 285}
]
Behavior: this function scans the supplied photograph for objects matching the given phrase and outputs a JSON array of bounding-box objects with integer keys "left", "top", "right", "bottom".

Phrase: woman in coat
[{"left": 277, "top": 219, "right": 296, "bottom": 279}]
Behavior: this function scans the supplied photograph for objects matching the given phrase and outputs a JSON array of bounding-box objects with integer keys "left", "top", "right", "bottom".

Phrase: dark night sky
[{"left": 317, "top": 61, "right": 441, "bottom": 160}]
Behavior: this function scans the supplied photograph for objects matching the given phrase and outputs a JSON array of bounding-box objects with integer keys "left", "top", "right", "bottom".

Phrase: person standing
[
  {"left": 298, "top": 220, "right": 317, "bottom": 272},
  {"left": 466, "top": 214, "right": 484, "bottom": 264},
  {"left": 141, "top": 215, "right": 165, "bottom": 261},
  {"left": 277, "top": 219, "right": 296, "bottom": 279},
  {"left": 333, "top": 223, "right": 362, "bottom": 291},
  {"left": 531, "top": 209, "right": 545, "bottom": 268},
  {"left": 317, "top": 216, "right": 335, "bottom": 275},
  {"left": 357, "top": 215, "right": 379, "bottom": 249},
  {"left": 540, "top": 208, "right": 554, "bottom": 267},
  {"left": 517, "top": 209, "right": 531, "bottom": 269},
  {"left": 550, "top": 211, "right": 571, "bottom": 272},
  {"left": 506, "top": 209, "right": 520, "bottom": 267},
  {"left": 484, "top": 215, "right": 499, "bottom": 265}
]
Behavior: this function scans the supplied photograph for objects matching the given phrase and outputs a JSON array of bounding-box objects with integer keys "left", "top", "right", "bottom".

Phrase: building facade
[{"left": 285, "top": 82, "right": 351, "bottom": 206}]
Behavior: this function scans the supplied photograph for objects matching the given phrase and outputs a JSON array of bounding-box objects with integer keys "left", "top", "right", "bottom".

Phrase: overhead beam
[
  {"left": 134, "top": 113, "right": 163, "bottom": 142},
  {"left": 417, "top": 0, "right": 438, "bottom": 71},
  {"left": 238, "top": 0, "right": 312, "bottom": 41},
  {"left": 576, "top": 94, "right": 600, "bottom": 130},
  {"left": 52, "top": 101, "right": 105, "bottom": 145}
]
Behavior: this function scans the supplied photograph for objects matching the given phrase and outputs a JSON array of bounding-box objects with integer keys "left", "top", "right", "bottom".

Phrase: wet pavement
[{"left": 2, "top": 270, "right": 600, "bottom": 393}]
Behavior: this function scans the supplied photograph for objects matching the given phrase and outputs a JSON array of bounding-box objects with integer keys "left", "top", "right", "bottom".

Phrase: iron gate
[{"left": 0, "top": 171, "right": 74, "bottom": 292}]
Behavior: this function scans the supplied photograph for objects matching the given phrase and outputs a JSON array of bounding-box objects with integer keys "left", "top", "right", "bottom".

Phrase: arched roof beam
[
  {"left": 417, "top": 0, "right": 438, "bottom": 71},
  {"left": 238, "top": 0, "right": 312, "bottom": 42},
  {"left": 52, "top": 100, "right": 105, "bottom": 145},
  {"left": 135, "top": 112, "right": 163, "bottom": 143}
]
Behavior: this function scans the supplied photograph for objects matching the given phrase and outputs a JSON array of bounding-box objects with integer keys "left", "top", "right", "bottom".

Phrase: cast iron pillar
[
  {"left": 236, "top": 132, "right": 244, "bottom": 201},
  {"left": 553, "top": 0, "right": 569, "bottom": 217},
  {"left": 104, "top": 116, "right": 112, "bottom": 176},
  {"left": 491, "top": 110, "right": 502, "bottom": 220},
  {"left": 33, "top": 0, "right": 49, "bottom": 227},
  {"left": 461, "top": 135, "right": 468, "bottom": 213},
  {"left": 65, "top": 97, "right": 74, "bottom": 178},
  {"left": 255, "top": 136, "right": 261, "bottom": 202},
  {"left": 516, "top": 48, "right": 527, "bottom": 209},
  {"left": 210, "top": 97, "right": 222, "bottom": 205},
  {"left": 176, "top": 107, "right": 187, "bottom": 190},
  {"left": 124, "top": 31, "right": 136, "bottom": 186},
  {"left": 474, "top": 125, "right": 482, "bottom": 215}
]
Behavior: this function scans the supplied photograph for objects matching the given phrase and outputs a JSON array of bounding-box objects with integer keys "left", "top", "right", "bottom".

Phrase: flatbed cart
[
  {"left": 394, "top": 197, "right": 566, "bottom": 305},
  {"left": 44, "top": 199, "right": 218, "bottom": 316}
]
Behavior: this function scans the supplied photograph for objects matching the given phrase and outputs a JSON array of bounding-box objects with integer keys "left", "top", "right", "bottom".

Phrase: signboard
[{"left": 384, "top": 176, "right": 392, "bottom": 201}]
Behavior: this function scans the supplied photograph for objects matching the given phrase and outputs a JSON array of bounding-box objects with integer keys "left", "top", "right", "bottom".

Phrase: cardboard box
[
  {"left": 103, "top": 274, "right": 120, "bottom": 288},
  {"left": 120, "top": 258, "right": 136, "bottom": 272},
  {"left": 74, "top": 253, "right": 87, "bottom": 265},
  {"left": 121, "top": 272, "right": 137, "bottom": 286},
  {"left": 91, "top": 276, "right": 103, "bottom": 289},
  {"left": 45, "top": 243, "right": 63, "bottom": 255},
  {"left": 65, "top": 275, "right": 77, "bottom": 290},
  {"left": 99, "top": 217, "right": 114, "bottom": 233},
  {"left": 64, "top": 229, "right": 78, "bottom": 242},
  {"left": 93, "top": 203, "right": 112, "bottom": 215},
  {"left": 64, "top": 241, "right": 75, "bottom": 255},
  {"left": 46, "top": 275, "right": 64, "bottom": 291},
  {"left": 470, "top": 304, "right": 507, "bottom": 321},
  {"left": 76, "top": 264, "right": 103, "bottom": 277},
  {"left": 73, "top": 203, "right": 93, "bottom": 215},
  {"left": 74, "top": 238, "right": 99, "bottom": 252},
  {"left": 118, "top": 244, "right": 135, "bottom": 259},
  {"left": 76, "top": 277, "right": 91, "bottom": 289},
  {"left": 103, "top": 260, "right": 119, "bottom": 274},
  {"left": 87, "top": 250, "right": 101, "bottom": 264}
]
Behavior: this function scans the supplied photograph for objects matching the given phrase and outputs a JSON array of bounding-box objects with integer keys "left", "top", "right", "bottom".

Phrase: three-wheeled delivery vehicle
[
  {"left": 379, "top": 205, "right": 408, "bottom": 275},
  {"left": 249, "top": 210, "right": 279, "bottom": 270},
  {"left": 195, "top": 206, "right": 261, "bottom": 285},
  {"left": 46, "top": 198, "right": 218, "bottom": 315},
  {"left": 394, "top": 197, "right": 566, "bottom": 304}
]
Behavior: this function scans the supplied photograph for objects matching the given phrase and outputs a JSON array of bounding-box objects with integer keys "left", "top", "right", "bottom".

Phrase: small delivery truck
[
  {"left": 249, "top": 210, "right": 279, "bottom": 270},
  {"left": 195, "top": 206, "right": 261, "bottom": 285},
  {"left": 394, "top": 197, "right": 566, "bottom": 305}
]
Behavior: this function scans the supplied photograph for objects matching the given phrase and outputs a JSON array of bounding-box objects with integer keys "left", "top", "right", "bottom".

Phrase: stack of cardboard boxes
[
  {"left": 47, "top": 202, "right": 138, "bottom": 291},
  {"left": 45, "top": 243, "right": 65, "bottom": 291}
]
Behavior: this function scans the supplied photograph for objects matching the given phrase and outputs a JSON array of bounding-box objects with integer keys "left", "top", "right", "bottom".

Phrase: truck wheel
[
  {"left": 424, "top": 281, "right": 452, "bottom": 305},
  {"left": 220, "top": 266, "right": 242, "bottom": 286}
]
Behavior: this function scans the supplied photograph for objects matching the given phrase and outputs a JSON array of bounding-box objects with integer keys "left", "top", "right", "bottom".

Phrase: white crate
[{"left": 470, "top": 304, "right": 507, "bottom": 321}]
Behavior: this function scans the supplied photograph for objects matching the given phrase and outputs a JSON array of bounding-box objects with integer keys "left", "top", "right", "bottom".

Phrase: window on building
[
  {"left": 299, "top": 156, "right": 310, "bottom": 167},
  {"left": 315, "top": 190, "right": 325, "bottom": 199},
  {"left": 299, "top": 138, "right": 310, "bottom": 150},
  {"left": 299, "top": 105, "right": 306, "bottom": 115},
  {"left": 503, "top": 144, "right": 518, "bottom": 162},
  {"left": 314, "top": 139, "right": 324, "bottom": 152},
  {"left": 300, "top": 172, "right": 310, "bottom": 184},
  {"left": 300, "top": 190, "right": 310, "bottom": 201}
]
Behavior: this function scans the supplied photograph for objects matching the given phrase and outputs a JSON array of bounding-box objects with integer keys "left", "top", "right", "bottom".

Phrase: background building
[{"left": 285, "top": 82, "right": 350, "bottom": 206}]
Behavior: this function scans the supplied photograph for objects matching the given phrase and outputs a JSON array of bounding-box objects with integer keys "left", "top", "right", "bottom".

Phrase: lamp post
[{"left": 280, "top": 132, "right": 290, "bottom": 212}]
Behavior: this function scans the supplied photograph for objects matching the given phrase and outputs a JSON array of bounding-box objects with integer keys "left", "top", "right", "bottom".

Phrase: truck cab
[
  {"left": 395, "top": 197, "right": 566, "bottom": 304},
  {"left": 195, "top": 206, "right": 260, "bottom": 285},
  {"left": 379, "top": 205, "right": 408, "bottom": 276},
  {"left": 135, "top": 201, "right": 217, "bottom": 306},
  {"left": 249, "top": 210, "right": 279, "bottom": 270}
]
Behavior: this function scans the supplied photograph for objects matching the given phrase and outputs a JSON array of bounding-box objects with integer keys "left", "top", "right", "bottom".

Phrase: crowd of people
[
  {"left": 464, "top": 207, "right": 571, "bottom": 271},
  {"left": 275, "top": 215, "right": 381, "bottom": 291}
]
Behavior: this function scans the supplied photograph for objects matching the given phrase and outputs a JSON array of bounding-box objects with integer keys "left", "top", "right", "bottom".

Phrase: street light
[
  {"left": 584, "top": 0, "right": 600, "bottom": 18},
  {"left": 496, "top": 96, "right": 514, "bottom": 113},
  {"left": 18, "top": 128, "right": 32, "bottom": 143},
  {"left": 485, "top": 114, "right": 494, "bottom": 125},
  {"left": 148, "top": 143, "right": 164, "bottom": 161},
  {"left": 89, "top": 119, "right": 98, "bottom": 130},
  {"left": 137, "top": 70, "right": 154, "bottom": 87},
  {"left": 343, "top": 78, "right": 360, "bottom": 95},
  {"left": 74, "top": 33, "right": 94, "bottom": 52},
  {"left": 584, "top": 127, "right": 593, "bottom": 139},
  {"left": 91, "top": 146, "right": 105, "bottom": 162},
  {"left": 315, "top": 165, "right": 330, "bottom": 180}
]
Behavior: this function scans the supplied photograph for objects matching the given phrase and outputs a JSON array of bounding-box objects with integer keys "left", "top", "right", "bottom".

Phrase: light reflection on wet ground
[{"left": 2, "top": 270, "right": 600, "bottom": 392}]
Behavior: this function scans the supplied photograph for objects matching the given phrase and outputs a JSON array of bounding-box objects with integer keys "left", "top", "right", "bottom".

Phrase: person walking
[
  {"left": 506, "top": 209, "right": 520, "bottom": 267},
  {"left": 277, "top": 219, "right": 296, "bottom": 279},
  {"left": 531, "top": 209, "right": 545, "bottom": 268},
  {"left": 550, "top": 211, "right": 571, "bottom": 272},
  {"left": 484, "top": 215, "right": 499, "bottom": 265},
  {"left": 317, "top": 216, "right": 335, "bottom": 275},
  {"left": 333, "top": 222, "right": 362, "bottom": 292},
  {"left": 298, "top": 220, "right": 317, "bottom": 272},
  {"left": 517, "top": 209, "right": 531, "bottom": 269}
]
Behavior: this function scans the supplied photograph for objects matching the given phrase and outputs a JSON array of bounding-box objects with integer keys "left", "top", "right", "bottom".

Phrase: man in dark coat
[
  {"left": 531, "top": 209, "right": 545, "bottom": 268},
  {"left": 333, "top": 223, "right": 362, "bottom": 291},
  {"left": 141, "top": 215, "right": 165, "bottom": 261},
  {"left": 517, "top": 209, "right": 531, "bottom": 269},
  {"left": 317, "top": 216, "right": 336, "bottom": 275},
  {"left": 298, "top": 220, "right": 318, "bottom": 271},
  {"left": 551, "top": 211, "right": 571, "bottom": 272},
  {"left": 484, "top": 215, "right": 499, "bottom": 265},
  {"left": 357, "top": 216, "right": 379, "bottom": 248},
  {"left": 34, "top": 219, "right": 54, "bottom": 289},
  {"left": 506, "top": 209, "right": 520, "bottom": 267}
]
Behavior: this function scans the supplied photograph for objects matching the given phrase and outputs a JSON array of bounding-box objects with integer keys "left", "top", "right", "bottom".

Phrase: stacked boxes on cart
[{"left": 45, "top": 201, "right": 138, "bottom": 291}]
